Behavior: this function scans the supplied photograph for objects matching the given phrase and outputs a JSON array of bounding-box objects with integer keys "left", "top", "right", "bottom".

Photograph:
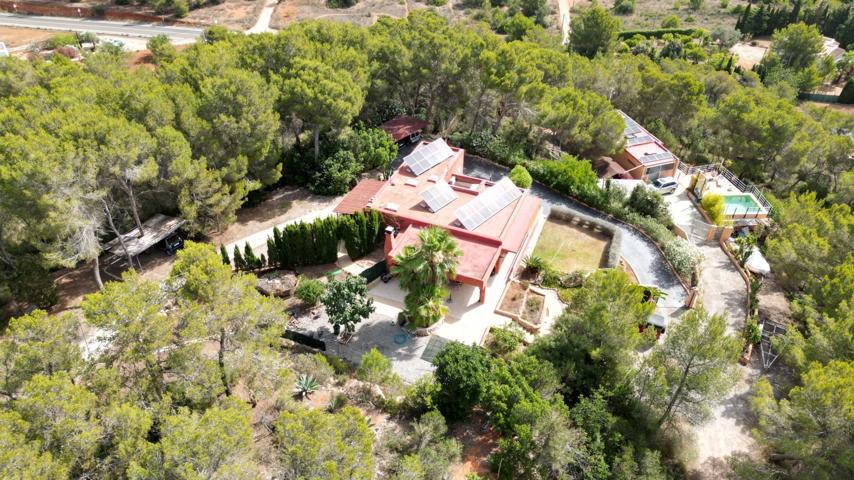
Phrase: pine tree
[
  {"left": 233, "top": 245, "right": 246, "bottom": 270},
  {"left": 220, "top": 244, "right": 231, "bottom": 266}
]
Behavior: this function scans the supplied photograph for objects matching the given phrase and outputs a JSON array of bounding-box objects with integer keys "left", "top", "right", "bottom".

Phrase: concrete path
[
  {"left": 246, "top": 0, "right": 277, "bottom": 34},
  {"left": 222, "top": 204, "right": 340, "bottom": 261},
  {"left": 663, "top": 184, "right": 758, "bottom": 477}
]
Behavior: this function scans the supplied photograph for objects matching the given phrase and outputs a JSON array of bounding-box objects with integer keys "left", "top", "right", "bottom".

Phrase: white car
[{"left": 650, "top": 177, "right": 678, "bottom": 194}]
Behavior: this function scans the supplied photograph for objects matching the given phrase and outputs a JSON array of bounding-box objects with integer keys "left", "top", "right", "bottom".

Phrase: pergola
[{"left": 103, "top": 214, "right": 185, "bottom": 270}]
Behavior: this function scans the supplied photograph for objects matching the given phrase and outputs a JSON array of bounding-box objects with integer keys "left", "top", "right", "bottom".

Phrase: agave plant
[
  {"left": 327, "top": 394, "right": 346, "bottom": 413},
  {"left": 294, "top": 374, "right": 319, "bottom": 399},
  {"left": 523, "top": 255, "right": 547, "bottom": 274}
]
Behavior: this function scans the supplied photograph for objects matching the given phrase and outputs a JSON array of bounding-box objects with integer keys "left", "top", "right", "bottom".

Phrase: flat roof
[
  {"left": 380, "top": 116, "right": 430, "bottom": 142},
  {"left": 103, "top": 214, "right": 185, "bottom": 258},
  {"left": 618, "top": 110, "right": 679, "bottom": 167},
  {"left": 387, "top": 226, "right": 501, "bottom": 283},
  {"left": 373, "top": 159, "right": 523, "bottom": 240}
]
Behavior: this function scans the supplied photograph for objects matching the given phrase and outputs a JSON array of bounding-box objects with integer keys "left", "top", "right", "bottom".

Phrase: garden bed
[{"left": 495, "top": 281, "right": 546, "bottom": 332}]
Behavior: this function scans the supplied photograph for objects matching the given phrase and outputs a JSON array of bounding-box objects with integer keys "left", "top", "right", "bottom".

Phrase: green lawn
[{"left": 533, "top": 219, "right": 611, "bottom": 273}]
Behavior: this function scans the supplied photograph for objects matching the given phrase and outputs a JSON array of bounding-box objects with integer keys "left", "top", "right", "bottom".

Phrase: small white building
[{"left": 822, "top": 36, "right": 846, "bottom": 62}]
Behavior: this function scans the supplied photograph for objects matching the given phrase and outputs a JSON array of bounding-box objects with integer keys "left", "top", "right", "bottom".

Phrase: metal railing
[{"left": 678, "top": 163, "right": 772, "bottom": 214}]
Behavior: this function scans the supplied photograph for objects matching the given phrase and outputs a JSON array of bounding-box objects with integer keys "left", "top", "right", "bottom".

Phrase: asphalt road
[{"left": 0, "top": 12, "right": 203, "bottom": 40}]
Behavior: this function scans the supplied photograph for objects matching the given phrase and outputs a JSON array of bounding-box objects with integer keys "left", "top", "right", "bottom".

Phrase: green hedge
[
  {"left": 266, "top": 211, "right": 385, "bottom": 269},
  {"left": 618, "top": 28, "right": 704, "bottom": 39},
  {"left": 340, "top": 210, "right": 384, "bottom": 260}
]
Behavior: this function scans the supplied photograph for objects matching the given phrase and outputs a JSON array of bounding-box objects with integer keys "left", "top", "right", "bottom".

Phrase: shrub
[
  {"left": 661, "top": 14, "right": 681, "bottom": 28},
  {"left": 700, "top": 193, "right": 725, "bottom": 225},
  {"left": 356, "top": 348, "right": 397, "bottom": 386},
  {"left": 626, "top": 211, "right": 703, "bottom": 278},
  {"left": 626, "top": 185, "right": 669, "bottom": 221},
  {"left": 310, "top": 150, "right": 362, "bottom": 196},
  {"left": 527, "top": 154, "right": 599, "bottom": 197},
  {"left": 613, "top": 0, "right": 635, "bottom": 14},
  {"left": 402, "top": 374, "right": 441, "bottom": 417},
  {"left": 45, "top": 34, "right": 79, "bottom": 49},
  {"left": 433, "top": 342, "right": 492, "bottom": 420},
  {"left": 689, "top": 0, "right": 703, "bottom": 10},
  {"left": 326, "top": 0, "right": 357, "bottom": 6},
  {"left": 147, "top": 35, "right": 176, "bottom": 64},
  {"left": 509, "top": 165, "right": 533, "bottom": 188},
  {"left": 449, "top": 131, "right": 527, "bottom": 167},
  {"left": 292, "top": 353, "right": 335, "bottom": 385},
  {"left": 295, "top": 277, "right": 325, "bottom": 306},
  {"left": 427, "top": 0, "right": 448, "bottom": 5},
  {"left": 487, "top": 325, "right": 524, "bottom": 357},
  {"left": 719, "top": 0, "right": 729, "bottom": 8},
  {"left": 744, "top": 317, "right": 761, "bottom": 345},
  {"left": 541, "top": 268, "right": 561, "bottom": 288}
]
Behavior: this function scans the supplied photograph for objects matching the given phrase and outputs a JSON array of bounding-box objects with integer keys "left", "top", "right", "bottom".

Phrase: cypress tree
[
  {"left": 233, "top": 245, "right": 246, "bottom": 271},
  {"left": 220, "top": 244, "right": 231, "bottom": 266},
  {"left": 739, "top": 3, "right": 752, "bottom": 33},
  {"left": 725, "top": 54, "right": 734, "bottom": 73},
  {"left": 244, "top": 243, "right": 259, "bottom": 270},
  {"left": 260, "top": 254, "right": 267, "bottom": 268},
  {"left": 267, "top": 237, "right": 277, "bottom": 266},
  {"left": 790, "top": 0, "right": 801, "bottom": 24}
]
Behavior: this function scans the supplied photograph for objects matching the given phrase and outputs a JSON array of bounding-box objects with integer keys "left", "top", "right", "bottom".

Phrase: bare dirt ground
[
  {"left": 448, "top": 410, "right": 499, "bottom": 479},
  {"left": 731, "top": 37, "right": 771, "bottom": 70},
  {"left": 51, "top": 186, "right": 340, "bottom": 314},
  {"left": 0, "top": 26, "right": 66, "bottom": 48},
  {"left": 270, "top": 0, "right": 489, "bottom": 29},
  {"left": 572, "top": 0, "right": 747, "bottom": 31},
  {"left": 10, "top": 0, "right": 263, "bottom": 29},
  {"left": 183, "top": 0, "right": 266, "bottom": 29}
]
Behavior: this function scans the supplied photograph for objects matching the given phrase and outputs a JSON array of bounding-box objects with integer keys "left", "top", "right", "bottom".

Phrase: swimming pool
[{"left": 723, "top": 194, "right": 764, "bottom": 215}]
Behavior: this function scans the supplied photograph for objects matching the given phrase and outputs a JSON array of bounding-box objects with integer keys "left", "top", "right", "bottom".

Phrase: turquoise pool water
[{"left": 723, "top": 194, "right": 763, "bottom": 214}]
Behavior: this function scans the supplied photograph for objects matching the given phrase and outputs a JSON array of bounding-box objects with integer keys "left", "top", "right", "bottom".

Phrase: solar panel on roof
[
  {"left": 403, "top": 139, "right": 454, "bottom": 177},
  {"left": 455, "top": 177, "right": 522, "bottom": 231},
  {"left": 421, "top": 180, "right": 458, "bottom": 213},
  {"left": 639, "top": 152, "right": 673, "bottom": 164},
  {"left": 626, "top": 134, "right": 654, "bottom": 146}
]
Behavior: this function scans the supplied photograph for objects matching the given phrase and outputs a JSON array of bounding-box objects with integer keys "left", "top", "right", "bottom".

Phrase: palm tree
[{"left": 392, "top": 227, "right": 461, "bottom": 327}]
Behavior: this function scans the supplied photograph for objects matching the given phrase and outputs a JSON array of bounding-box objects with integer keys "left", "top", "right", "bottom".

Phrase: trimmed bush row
[
  {"left": 618, "top": 28, "right": 704, "bottom": 39},
  {"left": 226, "top": 210, "right": 385, "bottom": 272}
]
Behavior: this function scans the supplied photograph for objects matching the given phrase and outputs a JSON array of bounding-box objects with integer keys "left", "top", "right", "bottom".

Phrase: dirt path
[{"left": 51, "top": 186, "right": 340, "bottom": 314}]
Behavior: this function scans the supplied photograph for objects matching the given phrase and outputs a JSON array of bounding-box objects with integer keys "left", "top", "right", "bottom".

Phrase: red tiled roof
[
  {"left": 380, "top": 116, "right": 430, "bottom": 142},
  {"left": 333, "top": 179, "right": 385, "bottom": 215}
]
